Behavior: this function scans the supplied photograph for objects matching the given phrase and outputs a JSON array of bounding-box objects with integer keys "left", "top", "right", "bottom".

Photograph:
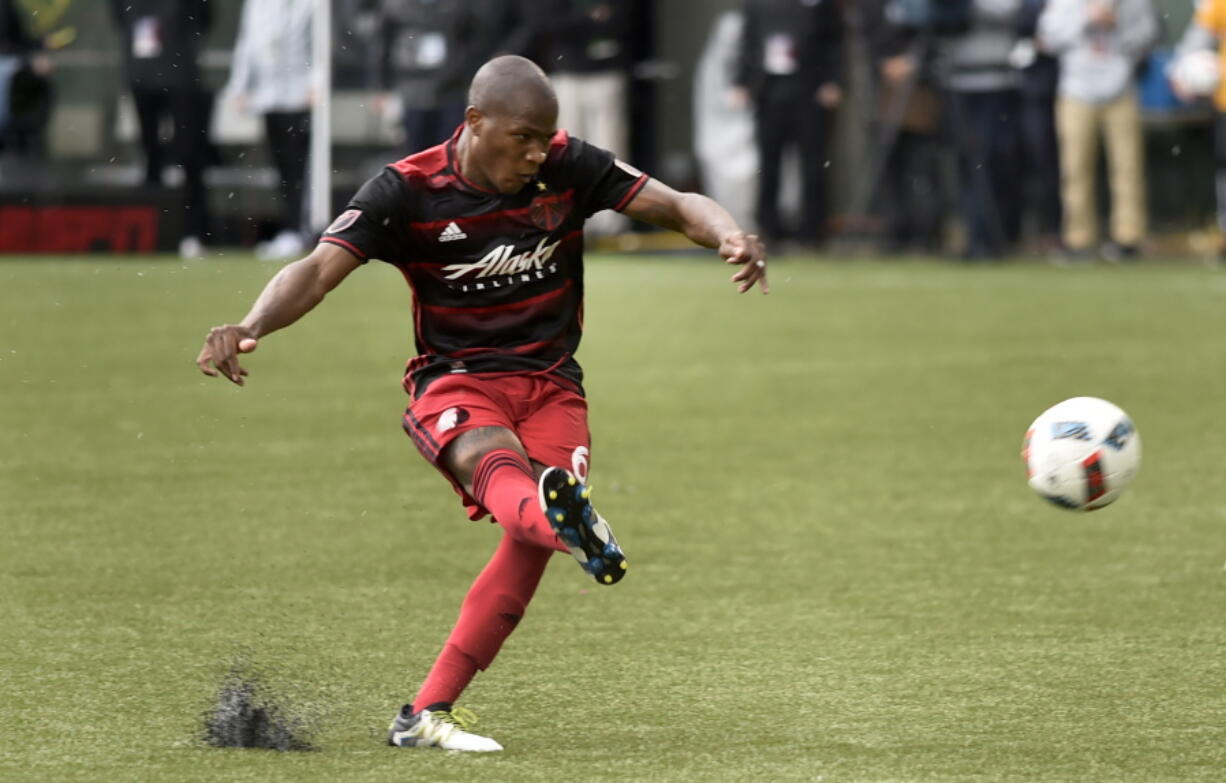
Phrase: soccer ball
[
  {"left": 1021, "top": 397, "right": 1142, "bottom": 511},
  {"left": 1170, "top": 48, "right": 1221, "bottom": 98}
]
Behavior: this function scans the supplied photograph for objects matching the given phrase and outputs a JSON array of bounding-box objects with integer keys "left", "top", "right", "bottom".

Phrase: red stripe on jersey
[
  {"left": 393, "top": 264, "right": 442, "bottom": 356},
  {"left": 321, "top": 236, "right": 367, "bottom": 260},
  {"left": 548, "top": 128, "right": 571, "bottom": 158},
  {"left": 391, "top": 127, "right": 574, "bottom": 196},
  {"left": 448, "top": 138, "right": 498, "bottom": 195},
  {"left": 420, "top": 278, "right": 574, "bottom": 316},
  {"left": 408, "top": 193, "right": 578, "bottom": 234},
  {"left": 445, "top": 338, "right": 565, "bottom": 359},
  {"left": 613, "top": 174, "right": 650, "bottom": 212},
  {"left": 389, "top": 133, "right": 454, "bottom": 184}
]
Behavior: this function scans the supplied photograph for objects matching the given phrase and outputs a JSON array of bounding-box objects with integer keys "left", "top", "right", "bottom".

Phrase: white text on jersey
[{"left": 442, "top": 237, "right": 561, "bottom": 280}]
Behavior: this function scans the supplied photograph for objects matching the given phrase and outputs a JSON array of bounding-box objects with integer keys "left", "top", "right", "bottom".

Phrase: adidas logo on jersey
[{"left": 439, "top": 222, "right": 467, "bottom": 242}]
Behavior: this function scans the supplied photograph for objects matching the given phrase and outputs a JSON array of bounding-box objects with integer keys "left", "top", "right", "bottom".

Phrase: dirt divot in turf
[{"left": 202, "top": 661, "right": 317, "bottom": 751}]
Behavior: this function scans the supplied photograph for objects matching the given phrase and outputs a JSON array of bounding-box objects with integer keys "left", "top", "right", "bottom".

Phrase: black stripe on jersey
[
  {"left": 402, "top": 408, "right": 441, "bottom": 462},
  {"left": 407, "top": 189, "right": 576, "bottom": 235},
  {"left": 321, "top": 236, "right": 368, "bottom": 260},
  {"left": 328, "top": 126, "right": 642, "bottom": 398},
  {"left": 613, "top": 174, "right": 649, "bottom": 212}
]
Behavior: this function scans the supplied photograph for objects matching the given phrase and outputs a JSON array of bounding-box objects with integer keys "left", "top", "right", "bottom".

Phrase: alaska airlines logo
[{"left": 442, "top": 237, "right": 561, "bottom": 280}]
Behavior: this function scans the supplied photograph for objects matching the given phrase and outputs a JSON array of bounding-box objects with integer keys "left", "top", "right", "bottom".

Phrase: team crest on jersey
[
  {"left": 529, "top": 192, "right": 570, "bottom": 232},
  {"left": 325, "top": 209, "right": 361, "bottom": 233}
]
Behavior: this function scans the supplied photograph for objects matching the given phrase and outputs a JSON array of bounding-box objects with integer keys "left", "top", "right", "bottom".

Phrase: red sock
[
  {"left": 470, "top": 448, "right": 565, "bottom": 552},
  {"left": 413, "top": 532, "right": 553, "bottom": 709},
  {"left": 412, "top": 643, "right": 477, "bottom": 712}
]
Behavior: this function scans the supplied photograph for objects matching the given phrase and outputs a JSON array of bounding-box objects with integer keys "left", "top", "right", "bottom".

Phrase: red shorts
[{"left": 402, "top": 373, "right": 591, "bottom": 520}]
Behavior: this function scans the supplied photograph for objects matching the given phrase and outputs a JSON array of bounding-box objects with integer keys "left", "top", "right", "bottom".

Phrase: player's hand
[
  {"left": 720, "top": 231, "right": 769, "bottom": 294},
  {"left": 196, "top": 325, "right": 259, "bottom": 386}
]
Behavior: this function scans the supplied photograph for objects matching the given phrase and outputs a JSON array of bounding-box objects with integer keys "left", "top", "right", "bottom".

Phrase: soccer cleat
[
  {"left": 538, "top": 467, "right": 628, "bottom": 585},
  {"left": 387, "top": 704, "right": 503, "bottom": 752}
]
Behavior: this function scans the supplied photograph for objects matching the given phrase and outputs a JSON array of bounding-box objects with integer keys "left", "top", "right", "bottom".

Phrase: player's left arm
[{"left": 621, "top": 174, "right": 768, "bottom": 294}]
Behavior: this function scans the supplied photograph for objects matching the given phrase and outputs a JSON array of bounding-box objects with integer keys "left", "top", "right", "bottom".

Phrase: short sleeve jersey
[{"left": 321, "top": 127, "right": 648, "bottom": 397}]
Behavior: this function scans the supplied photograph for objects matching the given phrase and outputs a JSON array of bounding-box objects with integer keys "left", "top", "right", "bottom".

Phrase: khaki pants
[
  {"left": 553, "top": 70, "right": 629, "bottom": 234},
  {"left": 1056, "top": 90, "right": 1147, "bottom": 250}
]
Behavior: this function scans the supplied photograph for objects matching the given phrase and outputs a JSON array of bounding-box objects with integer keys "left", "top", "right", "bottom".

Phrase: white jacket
[
  {"left": 1039, "top": 0, "right": 1157, "bottom": 104},
  {"left": 224, "top": 0, "right": 313, "bottom": 113}
]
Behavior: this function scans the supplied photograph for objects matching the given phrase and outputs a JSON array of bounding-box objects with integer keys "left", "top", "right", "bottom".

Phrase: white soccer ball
[
  {"left": 1171, "top": 48, "right": 1221, "bottom": 98},
  {"left": 1021, "top": 397, "right": 1142, "bottom": 511}
]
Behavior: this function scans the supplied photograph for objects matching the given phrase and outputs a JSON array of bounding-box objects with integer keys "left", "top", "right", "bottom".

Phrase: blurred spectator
[
  {"left": 1013, "top": 0, "right": 1062, "bottom": 255},
  {"left": 109, "top": 0, "right": 214, "bottom": 258},
  {"left": 864, "top": 0, "right": 946, "bottom": 254},
  {"left": 1173, "top": 0, "right": 1226, "bottom": 258},
  {"left": 732, "top": 0, "right": 846, "bottom": 246},
  {"left": 224, "top": 0, "right": 313, "bottom": 259},
  {"left": 0, "top": 0, "right": 53, "bottom": 157},
  {"left": 540, "top": 1, "right": 631, "bottom": 158},
  {"left": 540, "top": 1, "right": 633, "bottom": 234},
  {"left": 694, "top": 11, "right": 757, "bottom": 231},
  {"left": 1039, "top": 0, "right": 1158, "bottom": 261},
  {"left": 376, "top": 0, "right": 530, "bottom": 154},
  {"left": 939, "top": 0, "right": 1024, "bottom": 260}
]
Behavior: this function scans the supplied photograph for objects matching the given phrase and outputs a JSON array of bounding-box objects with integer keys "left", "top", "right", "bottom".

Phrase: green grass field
[{"left": 2, "top": 252, "right": 1225, "bottom": 782}]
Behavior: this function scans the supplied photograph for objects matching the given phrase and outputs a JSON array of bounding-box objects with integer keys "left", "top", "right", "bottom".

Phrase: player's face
[{"left": 470, "top": 105, "right": 557, "bottom": 194}]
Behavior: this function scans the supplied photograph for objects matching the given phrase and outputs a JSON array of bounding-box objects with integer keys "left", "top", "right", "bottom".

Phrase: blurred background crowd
[{"left": 0, "top": 0, "right": 1222, "bottom": 262}]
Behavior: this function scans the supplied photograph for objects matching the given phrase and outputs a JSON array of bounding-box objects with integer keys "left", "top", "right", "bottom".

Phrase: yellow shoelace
[{"left": 436, "top": 706, "right": 479, "bottom": 732}]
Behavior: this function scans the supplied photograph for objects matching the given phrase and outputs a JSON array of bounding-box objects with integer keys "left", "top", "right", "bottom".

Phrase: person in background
[
  {"left": 0, "top": 0, "right": 53, "bottom": 157},
  {"left": 939, "top": 0, "right": 1023, "bottom": 260},
  {"left": 225, "top": 0, "right": 314, "bottom": 260},
  {"left": 375, "top": 0, "right": 532, "bottom": 154},
  {"left": 1014, "top": 0, "right": 1063, "bottom": 257},
  {"left": 1039, "top": 0, "right": 1158, "bottom": 261},
  {"left": 539, "top": 0, "right": 634, "bottom": 235},
  {"left": 1172, "top": 0, "right": 1226, "bottom": 259},
  {"left": 732, "top": 0, "right": 846, "bottom": 247},
  {"left": 109, "top": 0, "right": 214, "bottom": 259},
  {"left": 864, "top": 0, "right": 946, "bottom": 255}
]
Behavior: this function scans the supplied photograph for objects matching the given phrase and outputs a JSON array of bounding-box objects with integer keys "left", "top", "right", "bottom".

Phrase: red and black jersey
[{"left": 321, "top": 126, "right": 647, "bottom": 397}]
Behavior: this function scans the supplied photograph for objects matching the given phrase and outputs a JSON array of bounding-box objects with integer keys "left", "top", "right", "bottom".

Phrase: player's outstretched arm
[
  {"left": 621, "top": 175, "right": 768, "bottom": 294},
  {"left": 195, "top": 243, "right": 363, "bottom": 385}
]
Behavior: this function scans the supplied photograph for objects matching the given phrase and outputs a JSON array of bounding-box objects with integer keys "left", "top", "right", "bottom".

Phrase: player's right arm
[{"left": 195, "top": 242, "right": 362, "bottom": 385}]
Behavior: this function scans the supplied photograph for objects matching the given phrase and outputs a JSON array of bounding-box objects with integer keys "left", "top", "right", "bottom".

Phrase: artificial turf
[{"left": 2, "top": 252, "right": 1224, "bottom": 781}]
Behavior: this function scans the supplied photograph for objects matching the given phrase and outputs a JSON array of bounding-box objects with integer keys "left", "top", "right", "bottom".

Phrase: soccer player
[{"left": 195, "top": 55, "right": 768, "bottom": 752}]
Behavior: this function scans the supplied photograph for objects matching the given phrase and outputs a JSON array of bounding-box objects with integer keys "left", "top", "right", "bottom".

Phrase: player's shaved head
[{"left": 468, "top": 55, "right": 557, "bottom": 120}]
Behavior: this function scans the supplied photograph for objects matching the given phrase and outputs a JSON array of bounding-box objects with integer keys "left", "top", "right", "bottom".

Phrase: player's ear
[{"left": 465, "top": 106, "right": 483, "bottom": 135}]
